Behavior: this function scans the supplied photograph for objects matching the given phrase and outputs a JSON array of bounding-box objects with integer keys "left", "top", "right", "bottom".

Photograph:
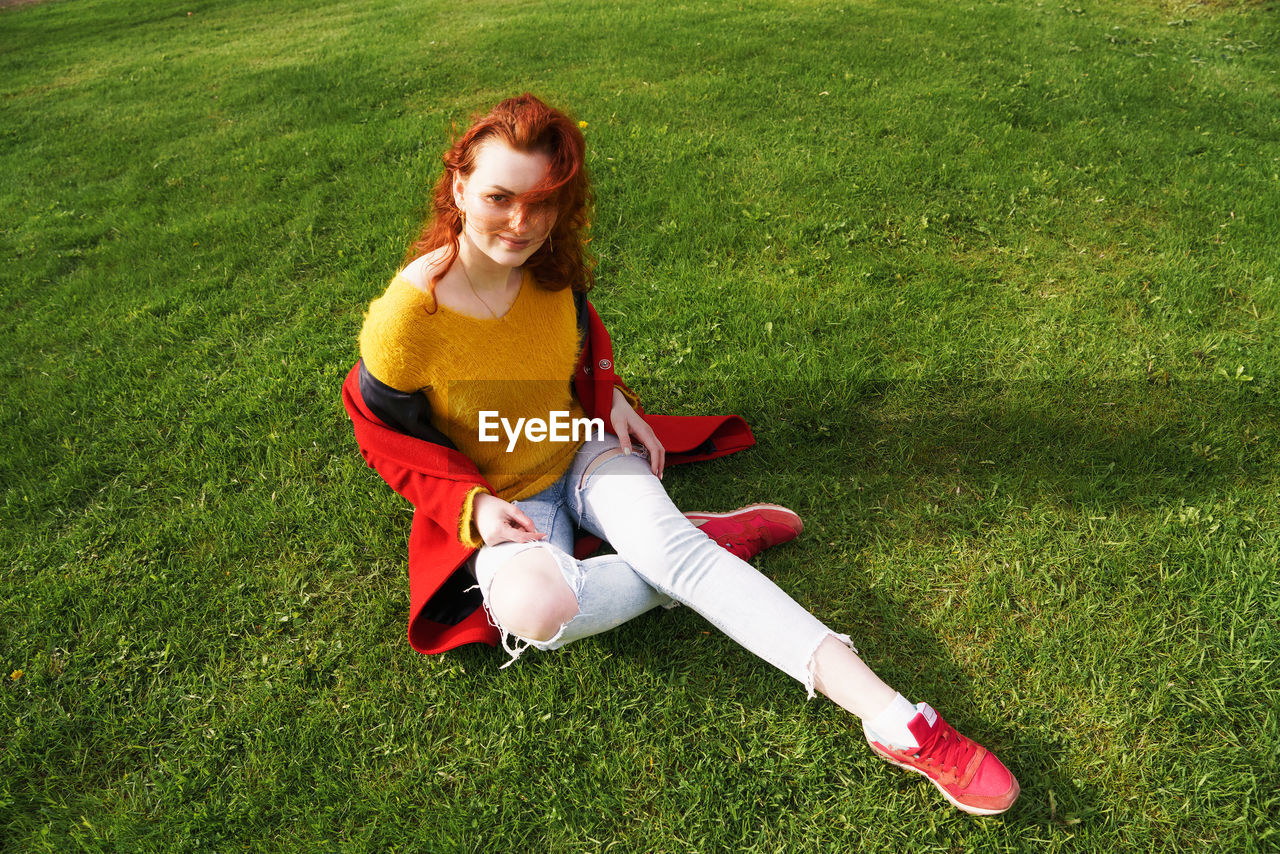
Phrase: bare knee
[{"left": 487, "top": 547, "right": 578, "bottom": 642}]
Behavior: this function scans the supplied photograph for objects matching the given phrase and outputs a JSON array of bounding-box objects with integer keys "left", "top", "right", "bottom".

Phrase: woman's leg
[
  {"left": 475, "top": 540, "right": 674, "bottom": 660},
  {"left": 472, "top": 467, "right": 674, "bottom": 662},
  {"left": 475, "top": 442, "right": 809, "bottom": 658},
  {"left": 568, "top": 438, "right": 893, "bottom": 711},
  {"left": 478, "top": 438, "right": 1018, "bottom": 813}
]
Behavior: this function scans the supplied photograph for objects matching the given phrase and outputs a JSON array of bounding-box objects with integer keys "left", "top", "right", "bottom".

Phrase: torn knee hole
[
  {"left": 579, "top": 446, "right": 628, "bottom": 490},
  {"left": 488, "top": 546, "right": 579, "bottom": 642},
  {"left": 509, "top": 613, "right": 572, "bottom": 643}
]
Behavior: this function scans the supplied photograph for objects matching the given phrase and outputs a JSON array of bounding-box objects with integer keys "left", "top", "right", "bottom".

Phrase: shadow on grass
[
  {"left": 625, "top": 376, "right": 1278, "bottom": 830},
  {"left": 804, "top": 576, "right": 1097, "bottom": 832},
  {"left": 748, "top": 378, "right": 1276, "bottom": 516},
  {"left": 846, "top": 583, "right": 1099, "bottom": 832}
]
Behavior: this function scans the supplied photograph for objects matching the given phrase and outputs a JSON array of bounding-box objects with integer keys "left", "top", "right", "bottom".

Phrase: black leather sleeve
[{"left": 357, "top": 360, "right": 459, "bottom": 450}]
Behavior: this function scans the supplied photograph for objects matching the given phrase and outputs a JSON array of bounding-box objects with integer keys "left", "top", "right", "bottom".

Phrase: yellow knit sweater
[{"left": 359, "top": 270, "right": 588, "bottom": 543}]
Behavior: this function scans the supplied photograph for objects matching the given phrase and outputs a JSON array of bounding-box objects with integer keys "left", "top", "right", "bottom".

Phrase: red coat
[{"left": 342, "top": 296, "right": 754, "bottom": 654}]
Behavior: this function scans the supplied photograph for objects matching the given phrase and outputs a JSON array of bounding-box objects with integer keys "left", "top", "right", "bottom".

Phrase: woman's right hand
[{"left": 473, "top": 493, "right": 546, "bottom": 547}]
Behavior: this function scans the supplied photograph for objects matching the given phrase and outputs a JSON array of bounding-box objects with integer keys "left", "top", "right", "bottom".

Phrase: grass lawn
[{"left": 2, "top": 0, "right": 1277, "bottom": 850}]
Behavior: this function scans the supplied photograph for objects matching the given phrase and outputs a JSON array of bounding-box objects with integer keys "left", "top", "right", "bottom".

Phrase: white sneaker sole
[{"left": 684, "top": 503, "right": 803, "bottom": 533}]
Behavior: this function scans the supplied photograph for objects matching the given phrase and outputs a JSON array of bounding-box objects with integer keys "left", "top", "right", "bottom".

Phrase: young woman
[{"left": 344, "top": 93, "right": 1020, "bottom": 816}]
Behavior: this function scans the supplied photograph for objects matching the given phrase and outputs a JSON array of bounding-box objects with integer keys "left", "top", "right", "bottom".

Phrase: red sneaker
[
  {"left": 863, "top": 704, "right": 1020, "bottom": 816},
  {"left": 685, "top": 503, "right": 803, "bottom": 561}
]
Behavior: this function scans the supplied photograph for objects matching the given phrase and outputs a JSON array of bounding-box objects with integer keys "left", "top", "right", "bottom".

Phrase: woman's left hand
[{"left": 609, "top": 387, "right": 665, "bottom": 478}]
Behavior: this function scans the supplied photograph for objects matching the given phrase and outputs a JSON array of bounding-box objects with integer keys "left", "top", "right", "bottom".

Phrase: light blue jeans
[{"left": 472, "top": 435, "right": 851, "bottom": 697}]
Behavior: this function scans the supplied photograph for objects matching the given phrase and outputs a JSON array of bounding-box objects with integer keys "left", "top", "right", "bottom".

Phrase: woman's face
[{"left": 454, "top": 140, "right": 557, "bottom": 269}]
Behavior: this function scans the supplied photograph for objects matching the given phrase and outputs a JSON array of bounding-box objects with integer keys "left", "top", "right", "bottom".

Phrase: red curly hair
[{"left": 407, "top": 93, "right": 594, "bottom": 293}]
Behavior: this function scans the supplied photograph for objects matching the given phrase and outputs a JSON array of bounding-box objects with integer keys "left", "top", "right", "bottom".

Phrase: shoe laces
[
  {"left": 738, "top": 525, "right": 769, "bottom": 552},
  {"left": 910, "top": 718, "right": 978, "bottom": 775}
]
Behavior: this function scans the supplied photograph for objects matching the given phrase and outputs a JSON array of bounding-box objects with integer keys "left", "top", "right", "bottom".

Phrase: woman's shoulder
[
  {"left": 398, "top": 248, "right": 449, "bottom": 294},
  {"left": 369, "top": 249, "right": 444, "bottom": 318},
  {"left": 360, "top": 257, "right": 447, "bottom": 392}
]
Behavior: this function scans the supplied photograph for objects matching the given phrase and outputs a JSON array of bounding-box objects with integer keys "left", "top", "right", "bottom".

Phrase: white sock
[{"left": 864, "top": 692, "right": 921, "bottom": 750}]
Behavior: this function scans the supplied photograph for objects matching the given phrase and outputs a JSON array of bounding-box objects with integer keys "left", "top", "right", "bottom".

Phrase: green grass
[{"left": 2, "top": 0, "right": 1277, "bottom": 850}]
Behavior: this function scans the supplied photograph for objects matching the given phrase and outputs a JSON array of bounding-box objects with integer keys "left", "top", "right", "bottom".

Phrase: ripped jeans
[{"left": 472, "top": 435, "right": 852, "bottom": 697}]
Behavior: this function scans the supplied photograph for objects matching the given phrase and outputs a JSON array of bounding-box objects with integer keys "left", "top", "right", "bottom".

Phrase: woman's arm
[{"left": 472, "top": 493, "right": 547, "bottom": 547}]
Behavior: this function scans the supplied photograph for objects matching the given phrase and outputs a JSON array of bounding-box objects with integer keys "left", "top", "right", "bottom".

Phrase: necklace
[{"left": 458, "top": 259, "right": 505, "bottom": 319}]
